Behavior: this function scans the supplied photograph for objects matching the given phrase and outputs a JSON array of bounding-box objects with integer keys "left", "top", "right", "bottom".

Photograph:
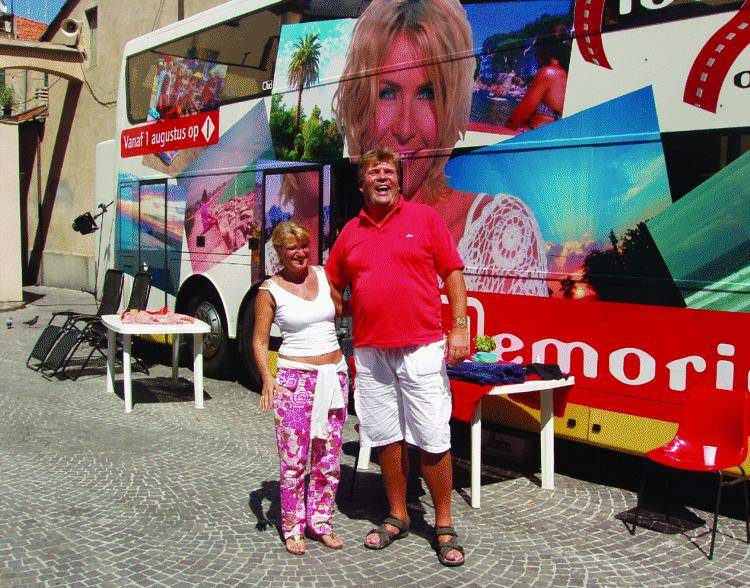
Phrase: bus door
[
  {"left": 137, "top": 179, "right": 171, "bottom": 307},
  {"left": 261, "top": 167, "right": 324, "bottom": 276}
]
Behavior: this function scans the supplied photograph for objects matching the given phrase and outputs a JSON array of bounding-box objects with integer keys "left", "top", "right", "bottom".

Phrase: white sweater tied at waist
[{"left": 276, "top": 357, "right": 348, "bottom": 440}]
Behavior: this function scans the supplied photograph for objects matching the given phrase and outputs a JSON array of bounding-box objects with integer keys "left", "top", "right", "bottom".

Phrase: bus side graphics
[
  {"left": 572, "top": 0, "right": 750, "bottom": 115},
  {"left": 109, "top": 0, "right": 750, "bottom": 447}
]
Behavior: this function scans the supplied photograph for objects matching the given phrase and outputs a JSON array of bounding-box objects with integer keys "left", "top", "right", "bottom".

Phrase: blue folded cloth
[{"left": 446, "top": 361, "right": 526, "bottom": 386}]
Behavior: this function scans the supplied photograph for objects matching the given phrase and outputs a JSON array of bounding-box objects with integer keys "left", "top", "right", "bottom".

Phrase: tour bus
[{"left": 100, "top": 0, "right": 750, "bottom": 459}]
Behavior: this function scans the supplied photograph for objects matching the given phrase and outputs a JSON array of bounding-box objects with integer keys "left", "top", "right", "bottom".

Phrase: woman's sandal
[
  {"left": 307, "top": 530, "right": 343, "bottom": 549},
  {"left": 285, "top": 535, "right": 306, "bottom": 555},
  {"left": 434, "top": 526, "right": 465, "bottom": 567},
  {"left": 363, "top": 516, "right": 410, "bottom": 550}
]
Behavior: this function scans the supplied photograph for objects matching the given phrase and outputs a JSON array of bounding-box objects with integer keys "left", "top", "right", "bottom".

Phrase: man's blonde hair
[
  {"left": 271, "top": 221, "right": 310, "bottom": 252},
  {"left": 358, "top": 147, "right": 401, "bottom": 185},
  {"left": 333, "top": 0, "right": 474, "bottom": 201}
]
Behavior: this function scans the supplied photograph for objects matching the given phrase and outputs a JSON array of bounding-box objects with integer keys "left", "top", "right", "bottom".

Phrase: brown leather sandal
[
  {"left": 364, "top": 516, "right": 410, "bottom": 550},
  {"left": 434, "top": 526, "right": 465, "bottom": 567}
]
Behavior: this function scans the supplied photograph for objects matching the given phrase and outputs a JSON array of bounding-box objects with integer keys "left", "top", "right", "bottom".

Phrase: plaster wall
[
  {"left": 30, "top": 0, "right": 227, "bottom": 291},
  {"left": 0, "top": 123, "right": 23, "bottom": 302}
]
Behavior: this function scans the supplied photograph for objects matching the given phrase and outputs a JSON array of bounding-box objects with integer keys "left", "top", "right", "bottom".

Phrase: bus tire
[{"left": 186, "top": 291, "right": 233, "bottom": 377}]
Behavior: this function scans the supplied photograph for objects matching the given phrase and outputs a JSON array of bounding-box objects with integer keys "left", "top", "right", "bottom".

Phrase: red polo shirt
[{"left": 326, "top": 196, "right": 464, "bottom": 348}]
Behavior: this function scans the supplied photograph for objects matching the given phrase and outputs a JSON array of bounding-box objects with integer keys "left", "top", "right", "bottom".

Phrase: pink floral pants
[{"left": 273, "top": 367, "right": 348, "bottom": 539}]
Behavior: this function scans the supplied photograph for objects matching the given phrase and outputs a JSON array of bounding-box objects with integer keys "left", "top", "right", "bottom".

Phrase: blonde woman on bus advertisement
[
  {"left": 252, "top": 221, "right": 348, "bottom": 556},
  {"left": 264, "top": 170, "right": 325, "bottom": 275},
  {"left": 333, "top": 0, "right": 548, "bottom": 296}
]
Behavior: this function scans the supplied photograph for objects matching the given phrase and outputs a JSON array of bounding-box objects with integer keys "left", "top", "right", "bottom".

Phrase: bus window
[
  {"left": 262, "top": 168, "right": 323, "bottom": 276},
  {"left": 138, "top": 180, "right": 171, "bottom": 306},
  {"left": 117, "top": 179, "right": 139, "bottom": 276},
  {"left": 662, "top": 128, "right": 750, "bottom": 202},
  {"left": 126, "top": 8, "right": 283, "bottom": 124}
]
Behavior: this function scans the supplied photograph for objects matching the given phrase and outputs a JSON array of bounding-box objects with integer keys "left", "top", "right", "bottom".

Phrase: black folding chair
[
  {"left": 26, "top": 269, "right": 125, "bottom": 371},
  {"left": 43, "top": 270, "right": 152, "bottom": 380},
  {"left": 124, "top": 270, "right": 152, "bottom": 314}
]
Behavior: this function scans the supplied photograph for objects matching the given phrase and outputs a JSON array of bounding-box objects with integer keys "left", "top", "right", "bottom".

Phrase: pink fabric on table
[{"left": 121, "top": 310, "right": 196, "bottom": 325}]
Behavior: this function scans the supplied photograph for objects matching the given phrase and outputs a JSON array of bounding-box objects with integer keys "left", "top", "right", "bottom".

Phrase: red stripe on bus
[
  {"left": 683, "top": 2, "right": 750, "bottom": 113},
  {"left": 574, "top": 0, "right": 612, "bottom": 69}
]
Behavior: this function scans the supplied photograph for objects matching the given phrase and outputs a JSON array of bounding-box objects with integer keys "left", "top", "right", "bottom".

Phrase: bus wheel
[{"left": 186, "top": 293, "right": 233, "bottom": 377}]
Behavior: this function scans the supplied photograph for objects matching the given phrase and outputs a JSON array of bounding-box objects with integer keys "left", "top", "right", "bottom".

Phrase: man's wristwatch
[{"left": 453, "top": 316, "right": 468, "bottom": 327}]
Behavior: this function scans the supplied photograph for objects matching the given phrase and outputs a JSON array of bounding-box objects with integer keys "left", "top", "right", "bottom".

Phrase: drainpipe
[
  {"left": 35, "top": 120, "right": 42, "bottom": 284},
  {"left": 178, "top": 0, "right": 184, "bottom": 21}
]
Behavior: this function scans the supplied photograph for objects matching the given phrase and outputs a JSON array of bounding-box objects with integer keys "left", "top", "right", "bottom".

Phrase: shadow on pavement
[
  {"left": 109, "top": 377, "right": 212, "bottom": 406},
  {"left": 615, "top": 503, "right": 705, "bottom": 534},
  {"left": 23, "top": 291, "right": 45, "bottom": 304},
  {"left": 248, "top": 480, "right": 283, "bottom": 541}
]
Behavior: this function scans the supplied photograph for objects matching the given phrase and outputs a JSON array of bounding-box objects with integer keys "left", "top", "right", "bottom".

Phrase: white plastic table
[
  {"left": 470, "top": 377, "right": 575, "bottom": 508},
  {"left": 354, "top": 375, "right": 575, "bottom": 507},
  {"left": 101, "top": 314, "right": 211, "bottom": 413}
]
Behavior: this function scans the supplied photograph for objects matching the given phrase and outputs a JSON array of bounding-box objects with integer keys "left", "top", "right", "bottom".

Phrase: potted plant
[
  {"left": 0, "top": 84, "right": 16, "bottom": 117},
  {"left": 473, "top": 335, "right": 498, "bottom": 363}
]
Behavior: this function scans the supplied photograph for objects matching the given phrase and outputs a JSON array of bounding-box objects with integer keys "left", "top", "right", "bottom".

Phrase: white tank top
[{"left": 261, "top": 266, "right": 340, "bottom": 357}]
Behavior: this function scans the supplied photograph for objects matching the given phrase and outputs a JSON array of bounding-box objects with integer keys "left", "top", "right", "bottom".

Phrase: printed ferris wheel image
[{"left": 573, "top": 0, "right": 750, "bottom": 112}]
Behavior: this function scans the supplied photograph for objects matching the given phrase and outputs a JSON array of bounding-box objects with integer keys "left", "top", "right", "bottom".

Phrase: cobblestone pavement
[{"left": 2, "top": 287, "right": 750, "bottom": 587}]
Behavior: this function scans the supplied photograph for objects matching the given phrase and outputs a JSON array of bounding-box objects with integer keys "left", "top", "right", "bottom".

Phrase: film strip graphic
[
  {"left": 573, "top": 0, "right": 612, "bottom": 70},
  {"left": 573, "top": 0, "right": 750, "bottom": 112},
  {"left": 683, "top": 1, "right": 750, "bottom": 113}
]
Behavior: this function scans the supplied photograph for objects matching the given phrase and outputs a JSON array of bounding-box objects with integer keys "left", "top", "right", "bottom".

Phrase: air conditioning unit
[
  {"left": 0, "top": 14, "right": 11, "bottom": 34},
  {"left": 34, "top": 87, "right": 49, "bottom": 102},
  {"left": 60, "top": 18, "right": 81, "bottom": 46}
]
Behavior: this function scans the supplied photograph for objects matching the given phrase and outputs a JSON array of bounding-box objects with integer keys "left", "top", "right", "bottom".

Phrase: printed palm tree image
[
  {"left": 270, "top": 20, "right": 352, "bottom": 162},
  {"left": 288, "top": 32, "right": 321, "bottom": 144}
]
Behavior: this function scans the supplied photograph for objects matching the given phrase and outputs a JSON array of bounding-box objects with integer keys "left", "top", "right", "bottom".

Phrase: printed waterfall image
[{"left": 467, "top": 0, "right": 573, "bottom": 135}]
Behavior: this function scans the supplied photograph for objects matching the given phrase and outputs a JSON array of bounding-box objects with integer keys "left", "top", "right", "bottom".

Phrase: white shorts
[{"left": 354, "top": 340, "right": 451, "bottom": 454}]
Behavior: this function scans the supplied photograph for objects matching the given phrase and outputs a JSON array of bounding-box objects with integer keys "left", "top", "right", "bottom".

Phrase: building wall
[
  {"left": 29, "top": 0, "right": 227, "bottom": 291},
  {"left": 0, "top": 122, "right": 23, "bottom": 302},
  {"left": 1, "top": 16, "right": 49, "bottom": 118},
  {"left": 2, "top": 68, "right": 48, "bottom": 117}
]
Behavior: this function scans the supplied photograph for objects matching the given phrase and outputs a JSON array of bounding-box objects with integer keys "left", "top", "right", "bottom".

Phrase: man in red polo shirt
[{"left": 326, "top": 147, "right": 470, "bottom": 566}]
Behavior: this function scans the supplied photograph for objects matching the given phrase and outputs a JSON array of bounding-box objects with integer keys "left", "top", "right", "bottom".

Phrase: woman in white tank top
[{"left": 252, "top": 221, "right": 347, "bottom": 555}]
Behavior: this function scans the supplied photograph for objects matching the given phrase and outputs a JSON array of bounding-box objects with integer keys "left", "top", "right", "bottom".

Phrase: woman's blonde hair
[
  {"left": 271, "top": 221, "right": 310, "bottom": 252},
  {"left": 333, "top": 0, "right": 474, "bottom": 201}
]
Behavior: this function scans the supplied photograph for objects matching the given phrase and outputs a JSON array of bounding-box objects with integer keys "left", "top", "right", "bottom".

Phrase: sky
[
  {"left": 3, "top": 0, "right": 66, "bottom": 24},
  {"left": 272, "top": 19, "right": 356, "bottom": 121},
  {"left": 445, "top": 88, "right": 672, "bottom": 280}
]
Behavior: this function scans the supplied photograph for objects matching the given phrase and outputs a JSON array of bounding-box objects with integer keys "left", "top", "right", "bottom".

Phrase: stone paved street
[{"left": 2, "top": 287, "right": 750, "bottom": 587}]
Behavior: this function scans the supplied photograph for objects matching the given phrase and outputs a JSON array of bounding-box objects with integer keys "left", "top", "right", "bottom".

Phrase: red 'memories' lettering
[
  {"left": 494, "top": 333, "right": 740, "bottom": 392},
  {"left": 456, "top": 293, "right": 750, "bottom": 417}
]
